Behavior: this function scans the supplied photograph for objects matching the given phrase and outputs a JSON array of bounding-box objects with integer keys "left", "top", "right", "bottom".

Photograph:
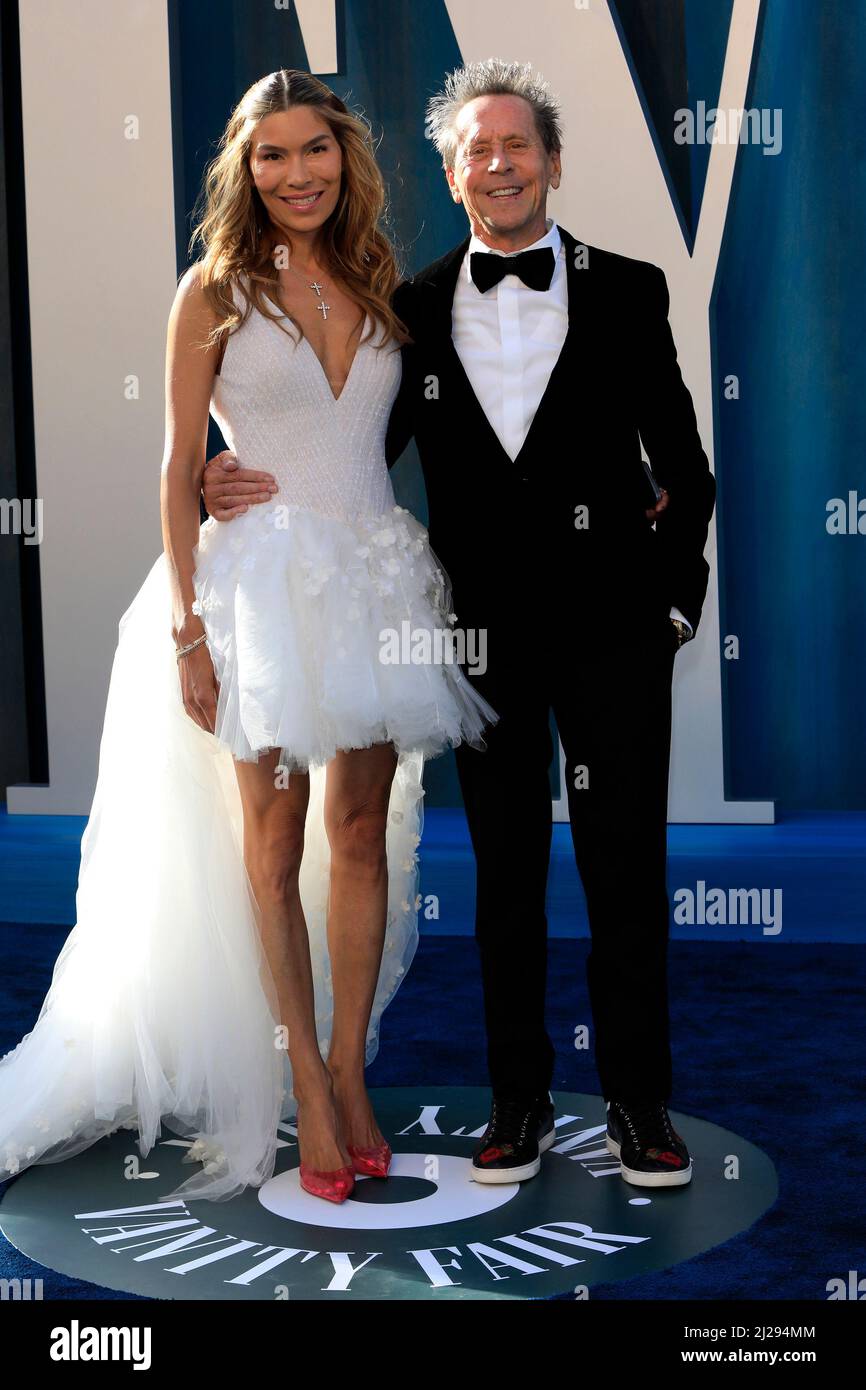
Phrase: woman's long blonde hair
[{"left": 189, "top": 69, "right": 408, "bottom": 351}]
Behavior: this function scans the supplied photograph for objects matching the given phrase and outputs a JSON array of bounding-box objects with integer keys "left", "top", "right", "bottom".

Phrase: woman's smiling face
[{"left": 249, "top": 105, "right": 343, "bottom": 240}]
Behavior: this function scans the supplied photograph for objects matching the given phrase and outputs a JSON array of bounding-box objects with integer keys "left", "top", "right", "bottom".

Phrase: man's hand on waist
[{"left": 202, "top": 450, "right": 277, "bottom": 522}]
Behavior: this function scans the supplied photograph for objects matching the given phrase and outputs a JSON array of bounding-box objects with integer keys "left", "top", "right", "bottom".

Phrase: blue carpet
[
  {"left": 3, "top": 806, "right": 865, "bottom": 943},
  {"left": 1, "top": 926, "right": 863, "bottom": 1300}
]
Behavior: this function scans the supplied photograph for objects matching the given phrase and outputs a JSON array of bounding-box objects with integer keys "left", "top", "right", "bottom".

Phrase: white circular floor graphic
[
  {"left": 0, "top": 1088, "right": 778, "bottom": 1300},
  {"left": 258, "top": 1151, "right": 517, "bottom": 1229}
]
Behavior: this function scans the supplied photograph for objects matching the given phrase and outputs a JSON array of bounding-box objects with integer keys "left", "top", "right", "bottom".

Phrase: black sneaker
[
  {"left": 471, "top": 1094, "right": 556, "bottom": 1184},
  {"left": 606, "top": 1099, "right": 692, "bottom": 1187}
]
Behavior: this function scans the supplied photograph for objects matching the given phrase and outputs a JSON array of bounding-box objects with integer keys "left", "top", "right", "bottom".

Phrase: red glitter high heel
[
  {"left": 347, "top": 1141, "right": 392, "bottom": 1178},
  {"left": 299, "top": 1162, "right": 355, "bottom": 1204}
]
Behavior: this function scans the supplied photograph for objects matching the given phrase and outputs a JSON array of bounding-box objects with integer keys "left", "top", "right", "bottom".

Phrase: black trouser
[{"left": 453, "top": 606, "right": 677, "bottom": 1105}]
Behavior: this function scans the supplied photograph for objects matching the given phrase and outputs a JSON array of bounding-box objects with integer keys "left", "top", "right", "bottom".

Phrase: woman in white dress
[{"left": 0, "top": 70, "right": 496, "bottom": 1205}]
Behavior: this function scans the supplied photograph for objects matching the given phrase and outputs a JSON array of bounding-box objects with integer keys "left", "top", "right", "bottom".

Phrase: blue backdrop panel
[{"left": 715, "top": 0, "right": 866, "bottom": 809}]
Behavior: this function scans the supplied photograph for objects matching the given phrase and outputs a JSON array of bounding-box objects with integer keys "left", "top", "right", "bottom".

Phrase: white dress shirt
[{"left": 451, "top": 217, "right": 691, "bottom": 636}]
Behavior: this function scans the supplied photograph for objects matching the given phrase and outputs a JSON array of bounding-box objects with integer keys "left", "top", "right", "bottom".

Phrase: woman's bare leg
[
  {"left": 233, "top": 749, "right": 348, "bottom": 1173},
  {"left": 324, "top": 742, "right": 398, "bottom": 1149}
]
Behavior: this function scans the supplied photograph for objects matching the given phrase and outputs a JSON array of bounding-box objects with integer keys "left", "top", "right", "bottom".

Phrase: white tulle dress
[{"left": 0, "top": 276, "right": 497, "bottom": 1202}]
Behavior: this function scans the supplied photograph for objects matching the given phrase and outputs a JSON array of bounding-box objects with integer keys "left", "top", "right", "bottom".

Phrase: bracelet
[{"left": 175, "top": 633, "right": 208, "bottom": 661}]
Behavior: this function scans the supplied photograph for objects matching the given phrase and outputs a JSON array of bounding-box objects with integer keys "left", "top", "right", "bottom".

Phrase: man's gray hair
[{"left": 425, "top": 58, "right": 563, "bottom": 169}]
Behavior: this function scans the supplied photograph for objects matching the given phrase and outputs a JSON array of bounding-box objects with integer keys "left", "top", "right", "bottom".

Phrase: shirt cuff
[{"left": 669, "top": 606, "right": 693, "bottom": 635}]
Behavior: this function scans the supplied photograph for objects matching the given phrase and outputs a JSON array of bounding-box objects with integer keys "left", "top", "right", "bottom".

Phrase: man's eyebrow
[
  {"left": 254, "top": 133, "right": 333, "bottom": 152},
  {"left": 464, "top": 131, "right": 529, "bottom": 144}
]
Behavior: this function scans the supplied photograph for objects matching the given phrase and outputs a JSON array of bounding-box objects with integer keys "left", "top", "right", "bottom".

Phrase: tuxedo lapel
[
  {"left": 418, "top": 224, "right": 596, "bottom": 469},
  {"left": 511, "top": 225, "right": 594, "bottom": 468},
  {"left": 420, "top": 235, "right": 511, "bottom": 462}
]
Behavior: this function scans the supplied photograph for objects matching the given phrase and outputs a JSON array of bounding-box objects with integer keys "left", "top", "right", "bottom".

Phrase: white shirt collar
[{"left": 466, "top": 216, "right": 561, "bottom": 265}]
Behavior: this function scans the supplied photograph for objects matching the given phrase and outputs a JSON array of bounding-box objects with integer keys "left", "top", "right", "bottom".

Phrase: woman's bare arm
[{"left": 160, "top": 264, "right": 222, "bottom": 731}]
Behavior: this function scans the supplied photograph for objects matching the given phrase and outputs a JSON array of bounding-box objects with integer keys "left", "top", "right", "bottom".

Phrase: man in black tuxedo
[{"left": 203, "top": 60, "right": 716, "bottom": 1189}]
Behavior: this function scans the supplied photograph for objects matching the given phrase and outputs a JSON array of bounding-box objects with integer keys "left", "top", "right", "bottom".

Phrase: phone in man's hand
[{"left": 641, "top": 455, "right": 662, "bottom": 504}]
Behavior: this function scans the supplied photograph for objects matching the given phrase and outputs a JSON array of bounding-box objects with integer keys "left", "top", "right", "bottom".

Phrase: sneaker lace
[
  {"left": 487, "top": 1098, "right": 534, "bottom": 1145},
  {"left": 618, "top": 1100, "right": 677, "bottom": 1149}
]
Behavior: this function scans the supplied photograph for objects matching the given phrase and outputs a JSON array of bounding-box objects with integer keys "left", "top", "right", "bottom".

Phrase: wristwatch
[{"left": 671, "top": 617, "right": 691, "bottom": 649}]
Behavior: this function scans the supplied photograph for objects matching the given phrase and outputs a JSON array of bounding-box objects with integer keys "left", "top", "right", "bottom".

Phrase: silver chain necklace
[{"left": 285, "top": 258, "right": 331, "bottom": 321}]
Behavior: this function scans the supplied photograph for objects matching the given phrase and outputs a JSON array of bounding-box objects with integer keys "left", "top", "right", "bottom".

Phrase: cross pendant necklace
[{"left": 287, "top": 262, "right": 330, "bottom": 321}]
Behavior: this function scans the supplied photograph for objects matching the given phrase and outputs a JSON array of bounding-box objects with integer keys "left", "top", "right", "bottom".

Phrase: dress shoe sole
[
  {"left": 470, "top": 1124, "right": 556, "bottom": 1185},
  {"left": 606, "top": 1133, "right": 692, "bottom": 1187}
]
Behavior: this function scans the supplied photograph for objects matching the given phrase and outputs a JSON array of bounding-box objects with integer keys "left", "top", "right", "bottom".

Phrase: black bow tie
[{"left": 470, "top": 245, "right": 555, "bottom": 294}]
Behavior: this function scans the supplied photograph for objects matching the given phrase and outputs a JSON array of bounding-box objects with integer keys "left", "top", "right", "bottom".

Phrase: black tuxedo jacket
[{"left": 386, "top": 225, "right": 716, "bottom": 638}]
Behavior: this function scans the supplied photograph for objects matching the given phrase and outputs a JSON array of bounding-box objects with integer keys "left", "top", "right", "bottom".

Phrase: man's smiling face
[{"left": 446, "top": 93, "right": 561, "bottom": 249}]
